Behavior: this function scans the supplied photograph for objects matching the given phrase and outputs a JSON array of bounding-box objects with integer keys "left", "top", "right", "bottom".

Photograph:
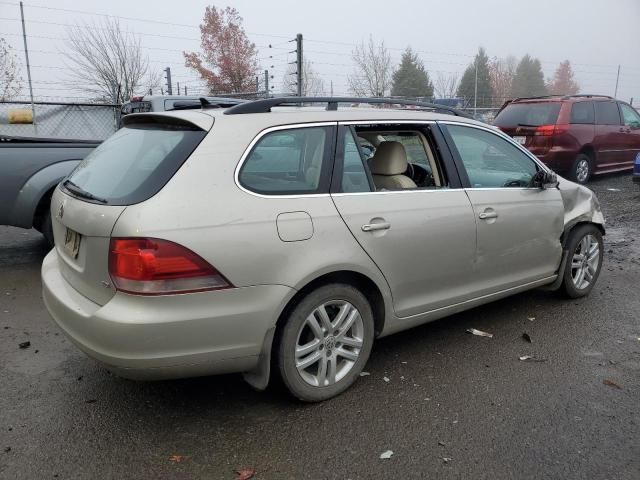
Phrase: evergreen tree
[
  {"left": 456, "top": 47, "right": 493, "bottom": 107},
  {"left": 510, "top": 54, "right": 547, "bottom": 98},
  {"left": 391, "top": 47, "right": 433, "bottom": 98}
]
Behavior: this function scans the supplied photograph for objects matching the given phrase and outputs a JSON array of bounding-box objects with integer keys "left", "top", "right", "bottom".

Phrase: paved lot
[{"left": 1, "top": 174, "right": 639, "bottom": 480}]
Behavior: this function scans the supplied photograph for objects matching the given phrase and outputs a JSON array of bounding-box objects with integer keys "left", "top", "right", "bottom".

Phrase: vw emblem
[{"left": 58, "top": 203, "right": 64, "bottom": 219}]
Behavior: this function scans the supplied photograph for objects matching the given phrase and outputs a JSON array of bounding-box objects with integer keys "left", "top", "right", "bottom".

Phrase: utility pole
[
  {"left": 184, "top": 85, "right": 187, "bottom": 96},
  {"left": 164, "top": 67, "right": 172, "bottom": 95},
  {"left": 264, "top": 69, "right": 269, "bottom": 98},
  {"left": 330, "top": 80, "right": 333, "bottom": 97},
  {"left": 614, "top": 65, "right": 620, "bottom": 98},
  {"left": 296, "top": 33, "right": 303, "bottom": 96},
  {"left": 177, "top": 82, "right": 180, "bottom": 97},
  {"left": 19, "top": 1, "right": 36, "bottom": 127},
  {"left": 474, "top": 60, "right": 478, "bottom": 117}
]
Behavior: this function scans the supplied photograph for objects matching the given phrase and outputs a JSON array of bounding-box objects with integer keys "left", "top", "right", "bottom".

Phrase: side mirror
[{"left": 532, "top": 170, "right": 559, "bottom": 189}]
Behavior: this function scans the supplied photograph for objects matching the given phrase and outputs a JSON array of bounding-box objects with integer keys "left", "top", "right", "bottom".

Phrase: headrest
[{"left": 368, "top": 141, "right": 409, "bottom": 176}]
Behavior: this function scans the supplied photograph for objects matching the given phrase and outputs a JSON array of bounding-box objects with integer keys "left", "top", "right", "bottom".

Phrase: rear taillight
[
  {"left": 535, "top": 124, "right": 569, "bottom": 136},
  {"left": 108, "top": 238, "right": 232, "bottom": 295}
]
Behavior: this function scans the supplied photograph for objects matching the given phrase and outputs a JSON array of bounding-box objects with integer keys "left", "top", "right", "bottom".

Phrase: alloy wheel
[
  {"left": 294, "top": 300, "right": 364, "bottom": 387},
  {"left": 575, "top": 158, "right": 590, "bottom": 183},
  {"left": 571, "top": 234, "right": 600, "bottom": 290}
]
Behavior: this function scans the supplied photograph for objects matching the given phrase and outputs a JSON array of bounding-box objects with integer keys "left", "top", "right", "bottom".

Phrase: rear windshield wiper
[
  {"left": 62, "top": 179, "right": 108, "bottom": 204},
  {"left": 516, "top": 123, "right": 539, "bottom": 127}
]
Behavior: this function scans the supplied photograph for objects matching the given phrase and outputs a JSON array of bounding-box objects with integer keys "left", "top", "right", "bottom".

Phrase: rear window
[
  {"left": 494, "top": 102, "right": 561, "bottom": 127},
  {"left": 121, "top": 101, "right": 152, "bottom": 115},
  {"left": 65, "top": 122, "right": 206, "bottom": 205},
  {"left": 570, "top": 102, "right": 595, "bottom": 124}
]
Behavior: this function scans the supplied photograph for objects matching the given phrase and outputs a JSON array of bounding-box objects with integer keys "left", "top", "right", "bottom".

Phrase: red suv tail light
[
  {"left": 535, "top": 124, "right": 569, "bottom": 136},
  {"left": 108, "top": 238, "right": 232, "bottom": 295}
]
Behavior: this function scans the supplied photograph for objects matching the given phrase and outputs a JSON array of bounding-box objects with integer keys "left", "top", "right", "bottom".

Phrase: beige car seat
[{"left": 368, "top": 141, "right": 417, "bottom": 190}]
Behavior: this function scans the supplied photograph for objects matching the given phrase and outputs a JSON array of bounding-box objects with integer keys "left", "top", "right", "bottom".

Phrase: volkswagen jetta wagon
[{"left": 42, "top": 97, "right": 605, "bottom": 402}]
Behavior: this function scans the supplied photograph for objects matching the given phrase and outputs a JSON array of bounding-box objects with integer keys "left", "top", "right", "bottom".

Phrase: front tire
[
  {"left": 277, "top": 283, "right": 374, "bottom": 402},
  {"left": 570, "top": 153, "right": 592, "bottom": 184},
  {"left": 560, "top": 224, "right": 603, "bottom": 298}
]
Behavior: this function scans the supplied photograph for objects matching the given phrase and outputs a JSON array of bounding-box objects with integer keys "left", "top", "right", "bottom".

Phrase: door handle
[
  {"left": 361, "top": 222, "right": 391, "bottom": 232},
  {"left": 478, "top": 211, "right": 498, "bottom": 220}
]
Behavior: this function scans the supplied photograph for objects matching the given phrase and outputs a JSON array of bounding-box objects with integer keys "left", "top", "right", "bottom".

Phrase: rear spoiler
[{"left": 121, "top": 112, "right": 213, "bottom": 131}]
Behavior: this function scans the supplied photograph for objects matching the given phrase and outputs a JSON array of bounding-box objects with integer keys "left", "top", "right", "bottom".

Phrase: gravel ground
[{"left": 1, "top": 173, "right": 638, "bottom": 480}]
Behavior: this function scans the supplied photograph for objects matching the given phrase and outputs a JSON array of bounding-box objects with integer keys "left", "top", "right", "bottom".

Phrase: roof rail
[
  {"left": 560, "top": 94, "right": 614, "bottom": 100},
  {"left": 512, "top": 95, "right": 563, "bottom": 102},
  {"left": 223, "top": 96, "right": 472, "bottom": 118}
]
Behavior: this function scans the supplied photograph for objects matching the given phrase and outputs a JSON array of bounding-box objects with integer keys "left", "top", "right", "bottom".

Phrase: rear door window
[
  {"left": 594, "top": 101, "right": 622, "bottom": 125},
  {"left": 239, "top": 126, "right": 334, "bottom": 195},
  {"left": 65, "top": 121, "right": 206, "bottom": 205},
  {"left": 494, "top": 103, "right": 561, "bottom": 127},
  {"left": 570, "top": 102, "right": 595, "bottom": 124},
  {"left": 446, "top": 125, "right": 539, "bottom": 188}
]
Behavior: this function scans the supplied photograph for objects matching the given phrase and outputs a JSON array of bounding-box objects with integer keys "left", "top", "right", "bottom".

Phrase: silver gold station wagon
[{"left": 42, "top": 97, "right": 605, "bottom": 402}]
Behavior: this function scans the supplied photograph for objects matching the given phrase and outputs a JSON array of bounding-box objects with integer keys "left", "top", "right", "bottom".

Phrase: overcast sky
[{"left": 3, "top": 0, "right": 640, "bottom": 102}]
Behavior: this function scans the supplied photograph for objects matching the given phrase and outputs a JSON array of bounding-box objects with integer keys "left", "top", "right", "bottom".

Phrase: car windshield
[
  {"left": 65, "top": 123, "right": 206, "bottom": 205},
  {"left": 494, "top": 102, "right": 562, "bottom": 127}
]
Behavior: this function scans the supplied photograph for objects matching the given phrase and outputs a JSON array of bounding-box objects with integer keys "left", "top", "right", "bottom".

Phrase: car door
[
  {"left": 619, "top": 103, "right": 640, "bottom": 165},
  {"left": 441, "top": 122, "right": 564, "bottom": 297},
  {"left": 330, "top": 123, "right": 477, "bottom": 318},
  {"left": 594, "top": 100, "right": 627, "bottom": 169}
]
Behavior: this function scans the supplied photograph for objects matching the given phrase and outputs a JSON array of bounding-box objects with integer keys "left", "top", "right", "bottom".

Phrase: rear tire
[
  {"left": 560, "top": 224, "right": 603, "bottom": 298},
  {"left": 277, "top": 283, "right": 374, "bottom": 402},
  {"left": 570, "top": 153, "right": 592, "bottom": 184}
]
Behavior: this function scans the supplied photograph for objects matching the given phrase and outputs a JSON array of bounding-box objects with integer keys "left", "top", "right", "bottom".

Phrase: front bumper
[{"left": 42, "top": 249, "right": 294, "bottom": 380}]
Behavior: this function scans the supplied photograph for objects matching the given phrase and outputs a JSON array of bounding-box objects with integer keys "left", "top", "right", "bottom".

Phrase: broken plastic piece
[
  {"left": 234, "top": 468, "right": 256, "bottom": 480},
  {"left": 360, "top": 371, "right": 370, "bottom": 377},
  {"left": 522, "top": 333, "right": 532, "bottom": 343},
  {"left": 18, "top": 341, "right": 30, "bottom": 349},
  {"left": 466, "top": 328, "right": 493, "bottom": 338},
  {"left": 380, "top": 450, "right": 394, "bottom": 459}
]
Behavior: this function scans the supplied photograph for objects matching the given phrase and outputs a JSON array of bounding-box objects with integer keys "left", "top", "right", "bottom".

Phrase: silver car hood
[{"left": 557, "top": 177, "right": 605, "bottom": 231}]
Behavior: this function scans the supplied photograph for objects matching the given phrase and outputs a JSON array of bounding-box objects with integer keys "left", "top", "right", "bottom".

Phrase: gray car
[{"left": 41, "top": 98, "right": 605, "bottom": 402}]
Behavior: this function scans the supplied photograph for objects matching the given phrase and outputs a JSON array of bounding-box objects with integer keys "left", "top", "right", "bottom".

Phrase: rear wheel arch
[
  {"left": 579, "top": 145, "right": 596, "bottom": 163},
  {"left": 32, "top": 185, "right": 57, "bottom": 231},
  {"left": 276, "top": 271, "right": 386, "bottom": 339}
]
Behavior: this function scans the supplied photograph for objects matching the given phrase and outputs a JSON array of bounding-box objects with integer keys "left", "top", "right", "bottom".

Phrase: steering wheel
[{"left": 406, "top": 163, "right": 436, "bottom": 187}]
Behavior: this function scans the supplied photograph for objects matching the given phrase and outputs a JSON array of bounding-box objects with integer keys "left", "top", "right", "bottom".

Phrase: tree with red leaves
[
  {"left": 184, "top": 6, "right": 258, "bottom": 94},
  {"left": 546, "top": 60, "right": 580, "bottom": 95}
]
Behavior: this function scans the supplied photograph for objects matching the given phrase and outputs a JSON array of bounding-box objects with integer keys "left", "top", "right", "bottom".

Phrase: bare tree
[
  {"left": 64, "top": 18, "right": 156, "bottom": 103},
  {"left": 283, "top": 59, "right": 325, "bottom": 96},
  {"left": 433, "top": 72, "right": 459, "bottom": 99},
  {"left": 1, "top": 38, "right": 22, "bottom": 101},
  {"left": 348, "top": 36, "right": 392, "bottom": 97},
  {"left": 489, "top": 55, "right": 517, "bottom": 105}
]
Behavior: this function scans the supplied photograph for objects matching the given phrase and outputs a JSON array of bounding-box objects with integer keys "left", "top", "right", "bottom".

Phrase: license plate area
[
  {"left": 63, "top": 227, "right": 82, "bottom": 259},
  {"left": 513, "top": 136, "right": 527, "bottom": 145}
]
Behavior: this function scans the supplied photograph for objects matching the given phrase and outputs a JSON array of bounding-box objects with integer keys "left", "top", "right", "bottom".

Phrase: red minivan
[{"left": 494, "top": 95, "right": 640, "bottom": 183}]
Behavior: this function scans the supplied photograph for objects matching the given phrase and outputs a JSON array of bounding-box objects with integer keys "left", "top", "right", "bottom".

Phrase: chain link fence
[{"left": 0, "top": 101, "right": 121, "bottom": 141}]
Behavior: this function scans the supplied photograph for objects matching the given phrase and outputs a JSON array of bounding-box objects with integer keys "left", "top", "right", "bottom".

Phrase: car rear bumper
[{"left": 42, "top": 249, "right": 294, "bottom": 380}]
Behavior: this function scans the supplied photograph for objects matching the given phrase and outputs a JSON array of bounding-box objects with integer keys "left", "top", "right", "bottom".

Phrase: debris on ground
[
  {"left": 442, "top": 457, "right": 452, "bottom": 463},
  {"left": 85, "top": 399, "right": 97, "bottom": 404},
  {"left": 522, "top": 333, "right": 532, "bottom": 343},
  {"left": 383, "top": 376, "right": 390, "bottom": 383},
  {"left": 359, "top": 371, "right": 370, "bottom": 377},
  {"left": 527, "top": 317, "right": 536, "bottom": 321},
  {"left": 4, "top": 447, "right": 10, "bottom": 453},
  {"left": 607, "top": 188, "right": 621, "bottom": 192},
  {"left": 168, "top": 455, "right": 189, "bottom": 463},
  {"left": 603, "top": 379, "right": 622, "bottom": 389},
  {"left": 519, "top": 356, "right": 547, "bottom": 362},
  {"left": 438, "top": 441, "right": 446, "bottom": 447},
  {"left": 18, "top": 341, "right": 30, "bottom": 349},
  {"left": 379, "top": 450, "right": 394, "bottom": 459},
  {"left": 234, "top": 468, "right": 256, "bottom": 480},
  {"left": 466, "top": 328, "right": 493, "bottom": 338}
]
